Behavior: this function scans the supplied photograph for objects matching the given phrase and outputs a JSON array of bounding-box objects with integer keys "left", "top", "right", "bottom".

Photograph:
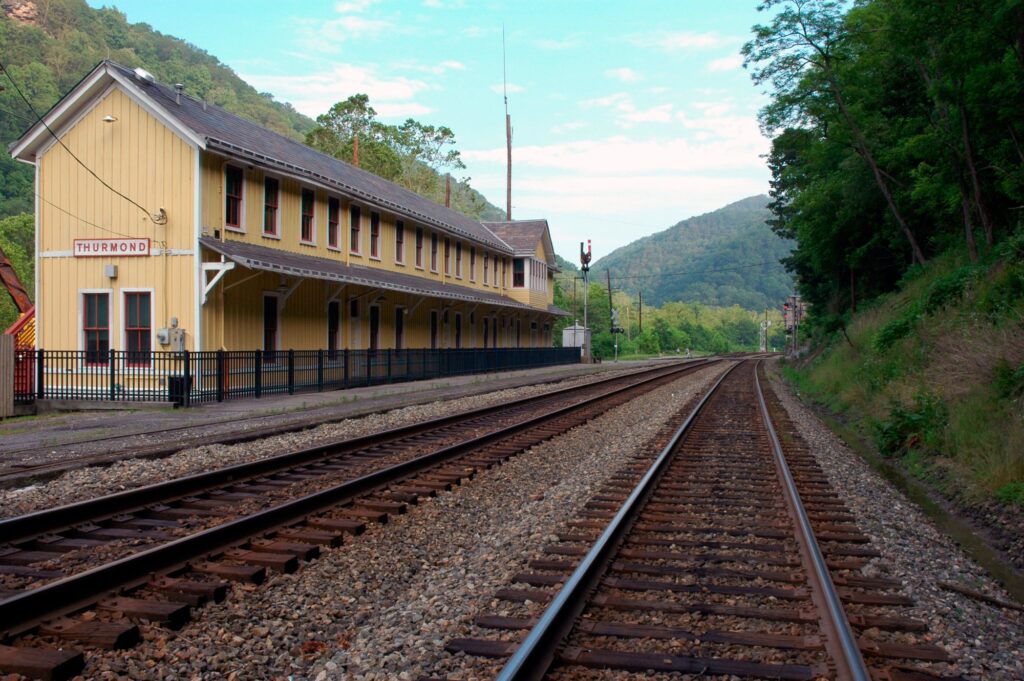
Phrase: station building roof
[
  {"left": 482, "top": 219, "right": 560, "bottom": 272},
  {"left": 11, "top": 60, "right": 513, "bottom": 254},
  {"left": 200, "top": 237, "right": 557, "bottom": 313}
]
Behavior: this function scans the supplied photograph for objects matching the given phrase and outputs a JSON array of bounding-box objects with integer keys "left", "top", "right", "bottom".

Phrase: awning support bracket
[{"left": 202, "top": 260, "right": 236, "bottom": 304}]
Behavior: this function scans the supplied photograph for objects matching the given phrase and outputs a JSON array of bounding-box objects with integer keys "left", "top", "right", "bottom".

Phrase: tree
[
  {"left": 305, "top": 95, "right": 403, "bottom": 182},
  {"left": 744, "top": 0, "right": 927, "bottom": 265}
]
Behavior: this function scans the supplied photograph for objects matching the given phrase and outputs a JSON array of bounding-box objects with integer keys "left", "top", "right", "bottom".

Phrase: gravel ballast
[
  {"left": 0, "top": 368, "right": 642, "bottom": 517},
  {"left": 75, "top": 364, "right": 727, "bottom": 680},
  {"left": 766, "top": 361, "right": 1024, "bottom": 681}
]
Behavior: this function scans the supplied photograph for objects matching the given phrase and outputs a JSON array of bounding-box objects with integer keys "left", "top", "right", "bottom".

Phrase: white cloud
[
  {"left": 400, "top": 59, "right": 466, "bottom": 75},
  {"left": 423, "top": 0, "right": 465, "bottom": 7},
  {"left": 490, "top": 83, "right": 525, "bottom": 95},
  {"left": 580, "top": 92, "right": 673, "bottom": 128},
  {"left": 605, "top": 67, "right": 641, "bottom": 83},
  {"left": 335, "top": 0, "right": 378, "bottom": 12},
  {"left": 631, "top": 30, "right": 737, "bottom": 52},
  {"left": 242, "top": 64, "right": 430, "bottom": 118},
  {"left": 440, "top": 60, "right": 466, "bottom": 71},
  {"left": 551, "top": 120, "right": 589, "bottom": 135},
  {"left": 708, "top": 54, "right": 744, "bottom": 72}
]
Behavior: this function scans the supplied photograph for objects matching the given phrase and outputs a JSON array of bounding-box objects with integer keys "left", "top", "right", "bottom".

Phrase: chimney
[{"left": 174, "top": 83, "right": 184, "bottom": 105}]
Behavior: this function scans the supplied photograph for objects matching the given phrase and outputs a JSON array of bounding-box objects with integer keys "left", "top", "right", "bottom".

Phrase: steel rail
[
  {"left": 754, "top": 361, "right": 871, "bottom": 681},
  {"left": 495, "top": 361, "right": 740, "bottom": 681},
  {"left": 0, "top": 360, "right": 705, "bottom": 638},
  {"left": 0, "top": 360, "right": 713, "bottom": 544}
]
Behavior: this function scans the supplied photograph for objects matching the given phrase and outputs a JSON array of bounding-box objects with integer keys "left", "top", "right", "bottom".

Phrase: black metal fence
[{"left": 13, "top": 347, "right": 580, "bottom": 407}]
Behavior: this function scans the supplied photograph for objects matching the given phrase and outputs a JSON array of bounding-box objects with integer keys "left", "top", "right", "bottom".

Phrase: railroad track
[
  {"left": 0, "top": 358, "right": 719, "bottom": 680},
  {"left": 445, "top": 360, "right": 961, "bottom": 681}
]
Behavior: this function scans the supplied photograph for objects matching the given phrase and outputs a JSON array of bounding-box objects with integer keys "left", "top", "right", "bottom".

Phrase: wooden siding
[{"left": 36, "top": 87, "right": 196, "bottom": 350}]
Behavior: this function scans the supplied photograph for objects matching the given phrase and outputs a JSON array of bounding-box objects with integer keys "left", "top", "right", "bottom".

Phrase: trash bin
[{"left": 168, "top": 375, "right": 192, "bottom": 406}]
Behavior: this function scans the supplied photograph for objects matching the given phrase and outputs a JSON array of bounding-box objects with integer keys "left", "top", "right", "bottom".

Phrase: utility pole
[
  {"left": 606, "top": 270, "right": 613, "bottom": 332},
  {"left": 580, "top": 240, "right": 592, "bottom": 361},
  {"left": 502, "top": 26, "right": 512, "bottom": 221},
  {"left": 638, "top": 290, "right": 642, "bottom": 333}
]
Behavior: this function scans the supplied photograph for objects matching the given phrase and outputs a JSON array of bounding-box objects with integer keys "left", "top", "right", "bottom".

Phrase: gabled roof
[
  {"left": 11, "top": 60, "right": 512, "bottom": 253},
  {"left": 482, "top": 219, "right": 560, "bottom": 271}
]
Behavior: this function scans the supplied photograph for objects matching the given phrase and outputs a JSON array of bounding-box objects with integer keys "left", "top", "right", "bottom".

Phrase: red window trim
[
  {"left": 370, "top": 212, "right": 381, "bottom": 258},
  {"left": 350, "top": 205, "right": 361, "bottom": 254},
  {"left": 124, "top": 291, "right": 152, "bottom": 366},
  {"left": 415, "top": 227, "right": 424, "bottom": 267},
  {"left": 83, "top": 292, "right": 109, "bottom": 366},
  {"left": 395, "top": 220, "right": 405, "bottom": 264}
]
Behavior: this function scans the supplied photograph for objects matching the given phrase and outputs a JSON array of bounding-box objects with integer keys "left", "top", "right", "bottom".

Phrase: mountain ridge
[{"left": 589, "top": 195, "right": 794, "bottom": 310}]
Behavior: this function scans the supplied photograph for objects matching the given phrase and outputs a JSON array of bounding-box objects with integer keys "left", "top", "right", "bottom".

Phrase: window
[
  {"left": 430, "top": 233, "right": 438, "bottom": 271},
  {"left": 483, "top": 253, "right": 489, "bottom": 284},
  {"left": 492, "top": 256, "right": 498, "bottom": 287},
  {"left": 455, "top": 242, "right": 463, "bottom": 278},
  {"left": 470, "top": 247, "right": 476, "bottom": 281},
  {"left": 83, "top": 292, "right": 109, "bottom": 365},
  {"left": 513, "top": 259, "right": 525, "bottom": 287},
  {"left": 328, "top": 198, "right": 340, "bottom": 249},
  {"left": 395, "top": 308, "right": 404, "bottom": 349},
  {"left": 301, "top": 189, "right": 315, "bottom": 243},
  {"left": 263, "top": 295, "right": 278, "bottom": 362},
  {"left": 443, "top": 238, "right": 451, "bottom": 275},
  {"left": 327, "top": 300, "right": 340, "bottom": 358},
  {"left": 124, "top": 292, "right": 151, "bottom": 365},
  {"left": 370, "top": 212, "right": 380, "bottom": 258},
  {"left": 502, "top": 258, "right": 508, "bottom": 288},
  {"left": 350, "top": 205, "right": 361, "bottom": 253},
  {"left": 395, "top": 220, "right": 405, "bottom": 264},
  {"left": 225, "top": 165, "right": 243, "bottom": 229},
  {"left": 415, "top": 227, "right": 424, "bottom": 267},
  {"left": 349, "top": 298, "right": 361, "bottom": 348},
  {"left": 263, "top": 177, "right": 279, "bottom": 236}
]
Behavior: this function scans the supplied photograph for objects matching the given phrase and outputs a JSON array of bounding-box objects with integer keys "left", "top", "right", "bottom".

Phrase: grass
[{"left": 790, "top": 244, "right": 1024, "bottom": 506}]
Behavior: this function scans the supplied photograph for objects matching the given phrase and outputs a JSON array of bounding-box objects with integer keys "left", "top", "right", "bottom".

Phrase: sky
[{"left": 89, "top": 0, "right": 773, "bottom": 263}]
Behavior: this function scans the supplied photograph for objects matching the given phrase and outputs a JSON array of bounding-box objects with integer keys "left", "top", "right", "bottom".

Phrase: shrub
[
  {"left": 921, "top": 266, "right": 975, "bottom": 314},
  {"left": 873, "top": 390, "right": 948, "bottom": 457},
  {"left": 873, "top": 308, "right": 918, "bottom": 353},
  {"left": 994, "top": 359, "right": 1024, "bottom": 400},
  {"left": 995, "top": 481, "right": 1024, "bottom": 507}
]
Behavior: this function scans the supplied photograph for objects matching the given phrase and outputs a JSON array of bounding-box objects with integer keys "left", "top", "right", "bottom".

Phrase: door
[{"left": 369, "top": 305, "right": 380, "bottom": 351}]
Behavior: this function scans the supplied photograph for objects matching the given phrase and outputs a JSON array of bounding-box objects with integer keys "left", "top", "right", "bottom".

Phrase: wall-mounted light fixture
[{"left": 102, "top": 115, "right": 118, "bottom": 123}]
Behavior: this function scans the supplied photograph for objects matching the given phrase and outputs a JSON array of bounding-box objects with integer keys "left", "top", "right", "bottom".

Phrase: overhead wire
[{"left": 0, "top": 59, "right": 166, "bottom": 226}]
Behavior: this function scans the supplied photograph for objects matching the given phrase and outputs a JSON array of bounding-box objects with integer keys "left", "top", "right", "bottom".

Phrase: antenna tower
[{"left": 503, "top": 25, "right": 512, "bottom": 221}]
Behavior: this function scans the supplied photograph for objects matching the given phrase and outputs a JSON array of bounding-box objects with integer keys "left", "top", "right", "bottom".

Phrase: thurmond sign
[{"left": 73, "top": 239, "right": 151, "bottom": 257}]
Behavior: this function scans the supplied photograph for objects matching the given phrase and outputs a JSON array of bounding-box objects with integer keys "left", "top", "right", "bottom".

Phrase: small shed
[{"left": 562, "top": 323, "right": 589, "bottom": 351}]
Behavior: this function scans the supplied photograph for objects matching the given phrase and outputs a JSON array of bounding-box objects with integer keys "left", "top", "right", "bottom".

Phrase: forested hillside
[{"left": 590, "top": 196, "right": 794, "bottom": 309}]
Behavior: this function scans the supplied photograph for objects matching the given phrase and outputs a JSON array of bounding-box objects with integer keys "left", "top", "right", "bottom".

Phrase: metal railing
[{"left": 13, "top": 347, "right": 580, "bottom": 407}]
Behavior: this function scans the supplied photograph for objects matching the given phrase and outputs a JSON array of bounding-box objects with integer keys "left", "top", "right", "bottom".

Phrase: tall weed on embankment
[{"left": 791, "top": 236, "right": 1024, "bottom": 507}]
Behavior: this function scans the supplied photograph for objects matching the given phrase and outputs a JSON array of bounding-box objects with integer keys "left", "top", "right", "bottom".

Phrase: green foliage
[
  {"left": 872, "top": 309, "right": 918, "bottom": 353},
  {"left": 873, "top": 390, "right": 948, "bottom": 458},
  {"left": 745, "top": 0, "right": 1024, "bottom": 331},
  {"left": 0, "top": 212, "right": 34, "bottom": 330},
  {"left": 995, "top": 482, "right": 1024, "bottom": 508},
  {"left": 994, "top": 360, "right": 1024, "bottom": 401},
  {"left": 590, "top": 196, "right": 794, "bottom": 310},
  {"left": 0, "top": 0, "right": 317, "bottom": 219}
]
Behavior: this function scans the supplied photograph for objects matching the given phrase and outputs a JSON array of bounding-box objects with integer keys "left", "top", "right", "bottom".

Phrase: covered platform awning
[{"left": 200, "top": 237, "right": 551, "bottom": 314}]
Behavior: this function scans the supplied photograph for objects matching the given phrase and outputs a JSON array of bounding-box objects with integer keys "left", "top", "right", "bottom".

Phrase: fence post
[
  {"left": 217, "top": 350, "right": 225, "bottom": 402},
  {"left": 317, "top": 349, "right": 324, "bottom": 392},
  {"left": 184, "top": 349, "right": 192, "bottom": 407},
  {"left": 36, "top": 349, "right": 44, "bottom": 400},
  {"left": 108, "top": 349, "right": 116, "bottom": 401},
  {"left": 287, "top": 349, "right": 295, "bottom": 395},
  {"left": 254, "top": 349, "right": 262, "bottom": 398},
  {"left": 343, "top": 348, "right": 349, "bottom": 387}
]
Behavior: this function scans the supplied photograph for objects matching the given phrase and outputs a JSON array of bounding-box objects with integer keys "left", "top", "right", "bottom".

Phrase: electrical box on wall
[
  {"left": 104, "top": 264, "right": 118, "bottom": 279},
  {"left": 169, "top": 328, "right": 186, "bottom": 352}
]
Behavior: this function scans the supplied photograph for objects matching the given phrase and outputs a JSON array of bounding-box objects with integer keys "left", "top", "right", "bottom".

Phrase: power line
[
  {"left": 36, "top": 193, "right": 138, "bottom": 240},
  {"left": 0, "top": 59, "right": 166, "bottom": 226}
]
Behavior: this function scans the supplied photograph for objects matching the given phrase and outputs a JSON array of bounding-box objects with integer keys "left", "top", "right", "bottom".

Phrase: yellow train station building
[{"left": 10, "top": 61, "right": 567, "bottom": 363}]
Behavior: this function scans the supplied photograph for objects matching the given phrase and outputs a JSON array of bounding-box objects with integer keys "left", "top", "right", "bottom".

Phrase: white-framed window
[
  {"left": 350, "top": 205, "right": 362, "bottom": 254},
  {"left": 300, "top": 187, "right": 316, "bottom": 245},
  {"left": 224, "top": 164, "right": 245, "bottom": 232},
  {"left": 122, "top": 288, "right": 154, "bottom": 366},
  {"left": 370, "top": 212, "right": 381, "bottom": 259},
  {"left": 455, "top": 242, "right": 463, "bottom": 278},
  {"left": 263, "top": 175, "right": 280, "bottom": 238},
  {"left": 348, "top": 297, "right": 362, "bottom": 349},
  {"left": 395, "top": 220, "right": 405, "bottom": 265},
  {"left": 513, "top": 258, "right": 526, "bottom": 288},
  {"left": 80, "top": 288, "right": 112, "bottom": 365},
  {"left": 469, "top": 247, "right": 476, "bottom": 282},
  {"left": 327, "top": 197, "right": 341, "bottom": 250}
]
